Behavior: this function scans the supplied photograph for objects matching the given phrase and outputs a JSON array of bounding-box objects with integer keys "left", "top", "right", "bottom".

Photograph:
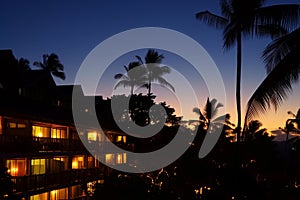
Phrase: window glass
[
  {"left": 31, "top": 159, "right": 46, "bottom": 175},
  {"left": 32, "top": 126, "right": 50, "bottom": 138},
  {"left": 72, "top": 156, "right": 85, "bottom": 169},
  {"left": 6, "top": 159, "right": 26, "bottom": 176}
]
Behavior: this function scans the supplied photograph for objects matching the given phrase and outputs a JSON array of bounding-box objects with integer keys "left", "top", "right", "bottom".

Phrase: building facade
[{"left": 0, "top": 50, "right": 129, "bottom": 199}]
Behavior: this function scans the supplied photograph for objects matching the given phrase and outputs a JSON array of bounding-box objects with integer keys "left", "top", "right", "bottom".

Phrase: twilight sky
[{"left": 1, "top": 0, "right": 300, "bottom": 131}]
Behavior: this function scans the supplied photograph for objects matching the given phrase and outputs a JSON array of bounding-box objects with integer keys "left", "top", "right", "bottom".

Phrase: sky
[{"left": 1, "top": 0, "right": 300, "bottom": 131}]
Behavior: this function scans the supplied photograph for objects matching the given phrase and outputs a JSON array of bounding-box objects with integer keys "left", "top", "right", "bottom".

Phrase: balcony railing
[
  {"left": 0, "top": 135, "right": 136, "bottom": 153},
  {"left": 12, "top": 168, "right": 106, "bottom": 196},
  {"left": 0, "top": 135, "right": 87, "bottom": 152}
]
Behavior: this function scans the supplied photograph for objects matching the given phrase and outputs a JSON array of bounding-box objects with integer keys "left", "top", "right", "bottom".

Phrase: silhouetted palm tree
[
  {"left": 33, "top": 53, "right": 66, "bottom": 80},
  {"left": 17, "top": 58, "right": 31, "bottom": 95},
  {"left": 18, "top": 58, "right": 31, "bottom": 72},
  {"left": 193, "top": 98, "right": 231, "bottom": 132},
  {"left": 280, "top": 109, "right": 300, "bottom": 141},
  {"left": 114, "top": 61, "right": 148, "bottom": 95},
  {"left": 245, "top": 27, "right": 300, "bottom": 127},
  {"left": 244, "top": 120, "right": 271, "bottom": 141},
  {"left": 196, "top": 0, "right": 300, "bottom": 143},
  {"left": 136, "top": 49, "right": 174, "bottom": 96}
]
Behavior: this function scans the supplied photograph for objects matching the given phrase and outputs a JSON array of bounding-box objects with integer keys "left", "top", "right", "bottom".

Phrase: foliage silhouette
[
  {"left": 0, "top": 167, "right": 15, "bottom": 200},
  {"left": 196, "top": 0, "right": 300, "bottom": 143},
  {"left": 114, "top": 61, "right": 148, "bottom": 95},
  {"left": 245, "top": 27, "right": 300, "bottom": 126},
  {"left": 136, "top": 49, "right": 174, "bottom": 96},
  {"left": 34, "top": 53, "right": 66, "bottom": 80}
]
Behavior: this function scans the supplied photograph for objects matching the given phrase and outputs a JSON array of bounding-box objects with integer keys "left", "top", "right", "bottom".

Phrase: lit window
[
  {"left": 116, "top": 153, "right": 127, "bottom": 164},
  {"left": 116, "top": 136, "right": 126, "bottom": 143},
  {"left": 88, "top": 132, "right": 97, "bottom": 141},
  {"left": 6, "top": 159, "right": 26, "bottom": 176},
  {"left": 30, "top": 192, "right": 48, "bottom": 200},
  {"left": 105, "top": 153, "right": 127, "bottom": 165},
  {"left": 8, "top": 123, "right": 16, "bottom": 128},
  {"left": 7, "top": 122, "right": 26, "bottom": 128},
  {"left": 87, "top": 156, "right": 94, "bottom": 168},
  {"left": 105, "top": 154, "right": 114, "bottom": 165},
  {"left": 52, "top": 157, "right": 68, "bottom": 171},
  {"left": 51, "top": 128, "right": 67, "bottom": 139},
  {"left": 32, "top": 126, "right": 50, "bottom": 138},
  {"left": 17, "top": 123, "right": 26, "bottom": 128},
  {"left": 72, "top": 156, "right": 85, "bottom": 169},
  {"left": 31, "top": 159, "right": 46, "bottom": 175}
]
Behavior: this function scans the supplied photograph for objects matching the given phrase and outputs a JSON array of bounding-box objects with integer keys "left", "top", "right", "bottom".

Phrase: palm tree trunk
[
  {"left": 148, "top": 81, "right": 151, "bottom": 96},
  {"left": 236, "top": 31, "right": 242, "bottom": 144},
  {"left": 130, "top": 84, "right": 134, "bottom": 95},
  {"left": 234, "top": 29, "right": 242, "bottom": 195}
]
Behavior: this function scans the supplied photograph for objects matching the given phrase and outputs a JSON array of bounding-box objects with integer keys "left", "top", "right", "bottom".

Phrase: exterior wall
[{"left": 0, "top": 115, "right": 131, "bottom": 199}]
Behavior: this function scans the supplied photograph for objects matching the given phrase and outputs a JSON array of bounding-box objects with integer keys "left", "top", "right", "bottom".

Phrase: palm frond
[
  {"left": 263, "top": 27, "right": 300, "bottom": 73},
  {"left": 196, "top": 10, "right": 228, "bottom": 29},
  {"left": 114, "top": 73, "right": 125, "bottom": 79},
  {"left": 156, "top": 77, "right": 175, "bottom": 92},
  {"left": 33, "top": 61, "right": 44, "bottom": 69},
  {"left": 123, "top": 65, "right": 129, "bottom": 72},
  {"left": 52, "top": 71, "right": 66, "bottom": 80},
  {"left": 223, "top": 22, "right": 238, "bottom": 50},
  {"left": 145, "top": 49, "right": 164, "bottom": 64},
  {"left": 114, "top": 80, "right": 132, "bottom": 90},
  {"left": 193, "top": 107, "right": 206, "bottom": 121},
  {"left": 255, "top": 4, "right": 300, "bottom": 32},
  {"left": 220, "top": 0, "right": 232, "bottom": 19},
  {"left": 135, "top": 55, "right": 143, "bottom": 64},
  {"left": 245, "top": 49, "right": 300, "bottom": 125},
  {"left": 255, "top": 24, "right": 288, "bottom": 39},
  {"left": 213, "top": 114, "right": 227, "bottom": 123}
]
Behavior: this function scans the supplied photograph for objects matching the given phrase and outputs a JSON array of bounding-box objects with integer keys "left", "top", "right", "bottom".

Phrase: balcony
[
  {"left": 12, "top": 168, "right": 106, "bottom": 197},
  {"left": 0, "top": 135, "right": 87, "bottom": 153}
]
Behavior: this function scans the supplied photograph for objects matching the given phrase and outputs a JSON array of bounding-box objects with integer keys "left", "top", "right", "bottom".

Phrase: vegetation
[
  {"left": 0, "top": 167, "right": 15, "bottom": 200},
  {"left": 245, "top": 27, "right": 300, "bottom": 126},
  {"left": 33, "top": 53, "right": 66, "bottom": 80},
  {"left": 196, "top": 0, "right": 300, "bottom": 143},
  {"left": 114, "top": 61, "right": 148, "bottom": 95}
]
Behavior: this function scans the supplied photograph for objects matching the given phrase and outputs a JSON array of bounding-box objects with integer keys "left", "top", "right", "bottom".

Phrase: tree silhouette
[
  {"left": 193, "top": 98, "right": 223, "bottom": 129},
  {"left": 0, "top": 167, "right": 15, "bottom": 199},
  {"left": 280, "top": 109, "right": 300, "bottom": 141},
  {"left": 114, "top": 61, "right": 148, "bottom": 95},
  {"left": 191, "top": 98, "right": 234, "bottom": 156},
  {"left": 136, "top": 49, "right": 174, "bottom": 96},
  {"left": 245, "top": 27, "right": 300, "bottom": 126},
  {"left": 196, "top": 0, "right": 300, "bottom": 143},
  {"left": 18, "top": 58, "right": 31, "bottom": 72},
  {"left": 33, "top": 53, "right": 66, "bottom": 80}
]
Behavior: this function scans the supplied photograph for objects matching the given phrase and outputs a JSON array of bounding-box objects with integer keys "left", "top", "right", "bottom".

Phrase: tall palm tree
[
  {"left": 196, "top": 0, "right": 300, "bottom": 143},
  {"left": 114, "top": 61, "right": 148, "bottom": 95},
  {"left": 244, "top": 27, "right": 300, "bottom": 127},
  {"left": 136, "top": 49, "right": 175, "bottom": 96},
  {"left": 33, "top": 53, "right": 66, "bottom": 80}
]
